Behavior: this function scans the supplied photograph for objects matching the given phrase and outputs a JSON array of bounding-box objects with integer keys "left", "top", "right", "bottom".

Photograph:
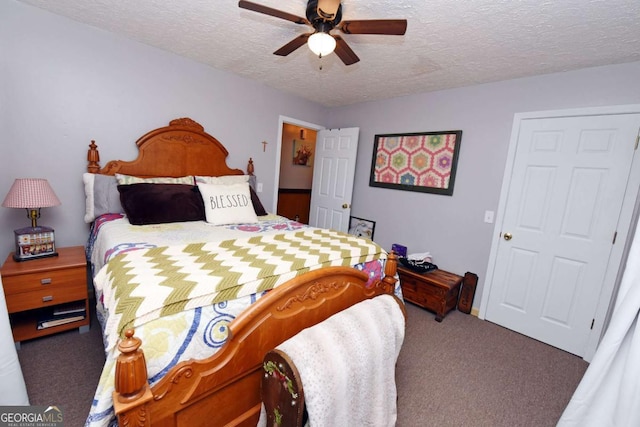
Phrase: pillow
[
  {"left": 115, "top": 173, "right": 194, "bottom": 185},
  {"left": 117, "top": 183, "right": 205, "bottom": 225},
  {"left": 196, "top": 175, "right": 267, "bottom": 216},
  {"left": 194, "top": 175, "right": 250, "bottom": 185},
  {"left": 249, "top": 187, "right": 268, "bottom": 216},
  {"left": 197, "top": 182, "right": 258, "bottom": 225},
  {"left": 83, "top": 173, "right": 124, "bottom": 223}
]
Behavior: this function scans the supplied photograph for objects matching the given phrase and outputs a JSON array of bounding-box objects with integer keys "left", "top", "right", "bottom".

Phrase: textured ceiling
[{"left": 18, "top": 0, "right": 640, "bottom": 107}]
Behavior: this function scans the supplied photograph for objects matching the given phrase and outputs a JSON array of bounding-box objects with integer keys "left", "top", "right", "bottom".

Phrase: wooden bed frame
[{"left": 86, "top": 118, "right": 402, "bottom": 426}]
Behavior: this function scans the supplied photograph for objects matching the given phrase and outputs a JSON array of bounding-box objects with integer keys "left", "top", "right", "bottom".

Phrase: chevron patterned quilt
[
  {"left": 86, "top": 214, "right": 396, "bottom": 427},
  {"left": 95, "top": 226, "right": 385, "bottom": 351}
]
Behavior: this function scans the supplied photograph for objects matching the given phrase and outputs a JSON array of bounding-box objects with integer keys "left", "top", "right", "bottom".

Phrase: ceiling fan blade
[
  {"left": 274, "top": 34, "right": 311, "bottom": 56},
  {"left": 338, "top": 19, "right": 407, "bottom": 35},
  {"left": 239, "top": 1, "right": 308, "bottom": 25},
  {"left": 316, "top": 0, "right": 341, "bottom": 20},
  {"left": 333, "top": 35, "right": 359, "bottom": 66}
]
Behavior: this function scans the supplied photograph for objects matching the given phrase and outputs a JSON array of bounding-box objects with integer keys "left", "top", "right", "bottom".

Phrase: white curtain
[
  {"left": 558, "top": 220, "right": 640, "bottom": 426},
  {"left": 0, "top": 275, "right": 30, "bottom": 405}
]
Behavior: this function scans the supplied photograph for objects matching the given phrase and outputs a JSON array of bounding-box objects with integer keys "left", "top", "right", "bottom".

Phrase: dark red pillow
[{"left": 118, "top": 183, "right": 205, "bottom": 225}]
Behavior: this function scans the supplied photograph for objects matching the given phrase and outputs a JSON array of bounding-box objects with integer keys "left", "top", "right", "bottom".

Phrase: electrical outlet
[
  {"left": 484, "top": 210, "right": 494, "bottom": 224},
  {"left": 257, "top": 183, "right": 263, "bottom": 193}
]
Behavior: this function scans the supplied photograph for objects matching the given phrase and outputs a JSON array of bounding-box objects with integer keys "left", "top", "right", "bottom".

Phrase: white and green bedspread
[{"left": 85, "top": 215, "right": 398, "bottom": 427}]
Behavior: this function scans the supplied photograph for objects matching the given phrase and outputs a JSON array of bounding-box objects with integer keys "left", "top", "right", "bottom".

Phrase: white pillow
[
  {"left": 83, "top": 173, "right": 124, "bottom": 223},
  {"left": 115, "top": 173, "right": 194, "bottom": 185},
  {"left": 197, "top": 182, "right": 258, "bottom": 226},
  {"left": 195, "top": 175, "right": 250, "bottom": 185}
]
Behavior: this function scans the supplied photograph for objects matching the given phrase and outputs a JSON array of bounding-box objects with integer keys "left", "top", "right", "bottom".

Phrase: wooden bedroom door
[
  {"left": 484, "top": 112, "right": 640, "bottom": 357},
  {"left": 308, "top": 127, "right": 360, "bottom": 232}
]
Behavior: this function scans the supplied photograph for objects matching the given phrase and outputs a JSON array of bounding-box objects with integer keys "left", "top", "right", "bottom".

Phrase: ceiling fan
[{"left": 238, "top": 0, "right": 407, "bottom": 65}]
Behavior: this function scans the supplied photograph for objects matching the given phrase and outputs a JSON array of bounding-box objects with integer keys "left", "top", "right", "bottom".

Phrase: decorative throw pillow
[
  {"left": 117, "top": 183, "right": 205, "bottom": 225},
  {"left": 115, "top": 173, "right": 194, "bottom": 185},
  {"left": 83, "top": 173, "right": 124, "bottom": 223},
  {"left": 197, "top": 182, "right": 258, "bottom": 225},
  {"left": 194, "top": 175, "right": 250, "bottom": 185},
  {"left": 197, "top": 175, "right": 267, "bottom": 215}
]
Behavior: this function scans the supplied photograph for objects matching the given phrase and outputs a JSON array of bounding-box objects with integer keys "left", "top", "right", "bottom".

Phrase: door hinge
[
  {"left": 613, "top": 231, "right": 617, "bottom": 244},
  {"left": 590, "top": 318, "right": 595, "bottom": 330},
  {"left": 636, "top": 130, "right": 640, "bottom": 150}
]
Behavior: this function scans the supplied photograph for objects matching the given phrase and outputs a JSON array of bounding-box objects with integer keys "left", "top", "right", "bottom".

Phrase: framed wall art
[
  {"left": 348, "top": 216, "right": 376, "bottom": 240},
  {"left": 292, "top": 139, "right": 313, "bottom": 166},
  {"left": 369, "top": 130, "right": 462, "bottom": 195}
]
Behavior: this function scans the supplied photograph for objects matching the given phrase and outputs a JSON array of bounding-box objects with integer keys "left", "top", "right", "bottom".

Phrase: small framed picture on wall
[{"left": 292, "top": 140, "right": 313, "bottom": 166}]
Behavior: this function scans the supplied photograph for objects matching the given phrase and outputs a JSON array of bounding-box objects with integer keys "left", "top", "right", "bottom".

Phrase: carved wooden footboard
[{"left": 112, "top": 254, "right": 399, "bottom": 426}]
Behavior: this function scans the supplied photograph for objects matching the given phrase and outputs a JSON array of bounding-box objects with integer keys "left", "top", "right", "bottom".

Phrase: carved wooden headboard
[{"left": 87, "top": 117, "right": 253, "bottom": 177}]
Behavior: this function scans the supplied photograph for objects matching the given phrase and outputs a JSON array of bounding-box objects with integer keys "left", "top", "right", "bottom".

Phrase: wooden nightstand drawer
[
  {"left": 1, "top": 245, "right": 90, "bottom": 344},
  {"left": 2, "top": 267, "right": 85, "bottom": 295},
  {"left": 5, "top": 282, "right": 87, "bottom": 313}
]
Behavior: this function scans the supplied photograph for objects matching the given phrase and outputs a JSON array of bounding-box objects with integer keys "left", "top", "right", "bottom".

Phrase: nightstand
[
  {"left": 398, "top": 267, "right": 462, "bottom": 321},
  {"left": 1, "top": 246, "right": 90, "bottom": 347}
]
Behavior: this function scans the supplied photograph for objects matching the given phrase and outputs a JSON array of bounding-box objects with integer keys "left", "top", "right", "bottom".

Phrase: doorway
[
  {"left": 276, "top": 124, "right": 318, "bottom": 223},
  {"left": 273, "top": 116, "right": 361, "bottom": 232}
]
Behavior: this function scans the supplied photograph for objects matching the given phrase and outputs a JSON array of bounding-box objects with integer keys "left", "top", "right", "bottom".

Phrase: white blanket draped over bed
[
  {"left": 558, "top": 219, "right": 640, "bottom": 426},
  {"left": 261, "top": 294, "right": 405, "bottom": 427}
]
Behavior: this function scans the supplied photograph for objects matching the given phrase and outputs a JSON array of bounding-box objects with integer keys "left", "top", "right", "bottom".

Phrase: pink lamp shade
[
  {"left": 3, "top": 179, "right": 61, "bottom": 261},
  {"left": 2, "top": 179, "right": 61, "bottom": 209}
]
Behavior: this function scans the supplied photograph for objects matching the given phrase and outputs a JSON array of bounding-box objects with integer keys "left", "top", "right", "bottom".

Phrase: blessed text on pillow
[{"left": 197, "top": 182, "right": 258, "bottom": 225}]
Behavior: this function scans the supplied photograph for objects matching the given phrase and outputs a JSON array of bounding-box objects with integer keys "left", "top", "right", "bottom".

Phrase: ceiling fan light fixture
[{"left": 308, "top": 31, "right": 336, "bottom": 57}]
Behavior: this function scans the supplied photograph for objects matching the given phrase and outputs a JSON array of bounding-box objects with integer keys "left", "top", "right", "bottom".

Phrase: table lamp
[{"left": 2, "top": 178, "right": 61, "bottom": 261}]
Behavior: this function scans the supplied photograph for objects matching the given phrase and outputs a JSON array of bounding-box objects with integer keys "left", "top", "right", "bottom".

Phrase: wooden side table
[
  {"left": 398, "top": 267, "right": 463, "bottom": 321},
  {"left": 1, "top": 246, "right": 90, "bottom": 347}
]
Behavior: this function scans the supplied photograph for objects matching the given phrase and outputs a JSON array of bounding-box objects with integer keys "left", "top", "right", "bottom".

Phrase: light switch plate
[{"left": 484, "top": 210, "right": 494, "bottom": 223}]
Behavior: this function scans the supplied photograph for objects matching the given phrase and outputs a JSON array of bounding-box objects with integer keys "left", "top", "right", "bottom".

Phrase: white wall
[
  {"left": 328, "top": 61, "right": 640, "bottom": 309},
  {"left": 0, "top": 1, "right": 329, "bottom": 258}
]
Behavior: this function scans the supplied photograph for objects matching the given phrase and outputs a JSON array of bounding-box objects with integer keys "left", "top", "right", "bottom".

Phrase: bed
[{"left": 83, "top": 117, "right": 403, "bottom": 427}]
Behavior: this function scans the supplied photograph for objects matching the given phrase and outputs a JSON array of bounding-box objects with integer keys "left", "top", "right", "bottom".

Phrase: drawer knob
[
  {"left": 41, "top": 278, "right": 52, "bottom": 285},
  {"left": 42, "top": 295, "right": 53, "bottom": 302}
]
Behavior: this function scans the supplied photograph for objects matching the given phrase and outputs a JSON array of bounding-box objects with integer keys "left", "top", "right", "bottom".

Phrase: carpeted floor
[
  {"left": 17, "top": 302, "right": 588, "bottom": 427},
  {"left": 395, "top": 304, "right": 588, "bottom": 426}
]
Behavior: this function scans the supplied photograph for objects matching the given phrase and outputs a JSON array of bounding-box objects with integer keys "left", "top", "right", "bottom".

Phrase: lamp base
[{"left": 13, "top": 225, "right": 57, "bottom": 262}]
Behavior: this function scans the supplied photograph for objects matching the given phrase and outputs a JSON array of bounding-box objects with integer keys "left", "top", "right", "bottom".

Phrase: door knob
[
  {"left": 503, "top": 232, "right": 513, "bottom": 241},
  {"left": 342, "top": 203, "right": 349, "bottom": 209}
]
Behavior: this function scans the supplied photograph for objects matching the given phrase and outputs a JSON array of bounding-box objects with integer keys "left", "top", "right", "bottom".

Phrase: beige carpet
[
  {"left": 17, "top": 301, "right": 588, "bottom": 427},
  {"left": 396, "top": 304, "right": 588, "bottom": 426}
]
